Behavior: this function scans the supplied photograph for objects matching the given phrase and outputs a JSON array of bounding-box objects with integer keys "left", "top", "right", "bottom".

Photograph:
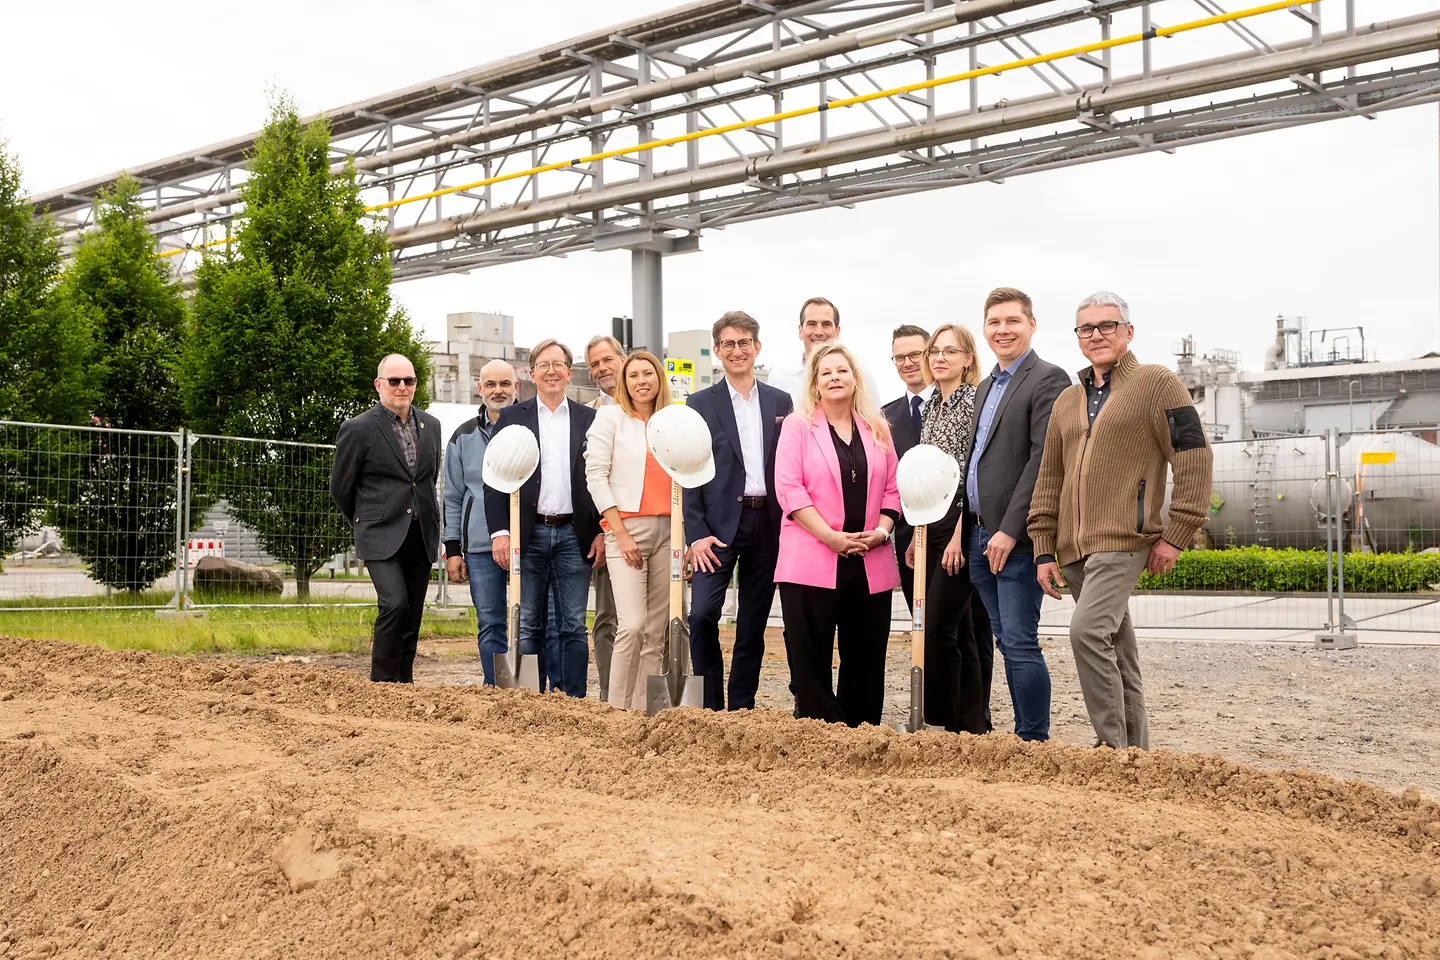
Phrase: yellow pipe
[{"left": 157, "top": 0, "right": 1303, "bottom": 259}]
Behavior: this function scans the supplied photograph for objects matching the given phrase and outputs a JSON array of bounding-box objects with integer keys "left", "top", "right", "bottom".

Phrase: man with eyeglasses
[
  {"left": 764, "top": 297, "right": 880, "bottom": 406},
  {"left": 683, "top": 311, "right": 793, "bottom": 710},
  {"left": 965, "top": 287, "right": 1072, "bottom": 742},
  {"left": 330, "top": 354, "right": 444, "bottom": 683},
  {"left": 442, "top": 359, "right": 517, "bottom": 685},
  {"left": 880, "top": 324, "right": 932, "bottom": 614},
  {"left": 1028, "top": 291, "right": 1212, "bottom": 750},
  {"left": 484, "top": 339, "right": 603, "bottom": 697},
  {"left": 582, "top": 335, "right": 626, "bottom": 701}
]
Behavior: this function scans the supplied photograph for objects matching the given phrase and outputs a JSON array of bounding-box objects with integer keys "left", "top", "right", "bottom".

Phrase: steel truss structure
[{"left": 31, "top": 0, "right": 1440, "bottom": 352}]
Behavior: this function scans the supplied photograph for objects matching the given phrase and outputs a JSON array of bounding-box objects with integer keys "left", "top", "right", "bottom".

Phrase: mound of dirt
[{"left": 1, "top": 636, "right": 1436, "bottom": 959}]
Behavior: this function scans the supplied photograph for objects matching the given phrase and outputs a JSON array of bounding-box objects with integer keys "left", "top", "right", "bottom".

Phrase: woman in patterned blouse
[{"left": 905, "top": 323, "right": 990, "bottom": 735}]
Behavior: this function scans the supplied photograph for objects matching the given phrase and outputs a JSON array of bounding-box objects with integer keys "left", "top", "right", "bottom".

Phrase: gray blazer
[
  {"left": 966, "top": 351, "right": 1071, "bottom": 547},
  {"left": 330, "top": 403, "right": 443, "bottom": 562}
]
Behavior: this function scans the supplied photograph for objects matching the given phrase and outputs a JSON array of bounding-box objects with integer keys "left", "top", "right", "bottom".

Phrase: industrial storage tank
[{"left": 1166, "top": 434, "right": 1440, "bottom": 552}]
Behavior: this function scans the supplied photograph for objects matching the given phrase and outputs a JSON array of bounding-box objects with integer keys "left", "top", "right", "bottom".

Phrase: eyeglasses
[
  {"left": 1074, "top": 320, "right": 1127, "bottom": 339},
  {"left": 891, "top": 350, "right": 924, "bottom": 367},
  {"left": 383, "top": 377, "right": 417, "bottom": 387},
  {"left": 532, "top": 361, "right": 570, "bottom": 373},
  {"left": 927, "top": 346, "right": 972, "bottom": 360},
  {"left": 716, "top": 338, "right": 756, "bottom": 353}
]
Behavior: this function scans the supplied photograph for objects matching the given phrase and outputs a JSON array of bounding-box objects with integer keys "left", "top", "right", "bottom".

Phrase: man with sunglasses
[
  {"left": 683, "top": 312, "right": 792, "bottom": 711},
  {"left": 330, "top": 354, "right": 444, "bottom": 683},
  {"left": 1029, "top": 292, "right": 1212, "bottom": 750},
  {"left": 880, "top": 324, "right": 932, "bottom": 614}
]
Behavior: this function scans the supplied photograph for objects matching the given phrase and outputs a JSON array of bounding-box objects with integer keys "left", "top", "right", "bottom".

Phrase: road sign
[{"left": 665, "top": 358, "right": 694, "bottom": 401}]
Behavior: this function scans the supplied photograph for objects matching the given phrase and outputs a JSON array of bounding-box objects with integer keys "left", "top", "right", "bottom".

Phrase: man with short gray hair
[
  {"left": 583, "top": 334, "right": 625, "bottom": 699},
  {"left": 1028, "top": 292, "right": 1213, "bottom": 749}
]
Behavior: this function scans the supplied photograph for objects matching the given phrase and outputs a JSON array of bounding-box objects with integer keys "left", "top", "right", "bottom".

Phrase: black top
[
  {"left": 829, "top": 420, "right": 868, "bottom": 535},
  {"left": 1084, "top": 368, "right": 1112, "bottom": 427}
]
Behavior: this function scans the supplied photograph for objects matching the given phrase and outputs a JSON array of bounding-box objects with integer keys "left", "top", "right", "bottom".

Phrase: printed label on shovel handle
[
  {"left": 912, "top": 598, "right": 924, "bottom": 633},
  {"left": 671, "top": 549, "right": 683, "bottom": 581}
]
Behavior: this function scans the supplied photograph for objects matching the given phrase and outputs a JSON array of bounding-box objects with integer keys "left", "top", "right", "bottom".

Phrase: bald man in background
[{"left": 331, "top": 354, "right": 443, "bottom": 682}]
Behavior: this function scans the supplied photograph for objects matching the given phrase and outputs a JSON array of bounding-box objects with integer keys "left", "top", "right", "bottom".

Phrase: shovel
[
  {"left": 493, "top": 488, "right": 541, "bottom": 690},
  {"left": 903, "top": 523, "right": 928, "bottom": 733},
  {"left": 645, "top": 480, "right": 704, "bottom": 715}
]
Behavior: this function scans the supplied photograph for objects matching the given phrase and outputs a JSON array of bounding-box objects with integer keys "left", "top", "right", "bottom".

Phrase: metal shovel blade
[
  {"left": 645, "top": 617, "right": 703, "bottom": 715},
  {"left": 494, "top": 603, "right": 541, "bottom": 691}
]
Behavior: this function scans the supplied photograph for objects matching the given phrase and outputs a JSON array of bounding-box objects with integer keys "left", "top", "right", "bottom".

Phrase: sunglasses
[{"left": 383, "top": 377, "right": 417, "bottom": 387}]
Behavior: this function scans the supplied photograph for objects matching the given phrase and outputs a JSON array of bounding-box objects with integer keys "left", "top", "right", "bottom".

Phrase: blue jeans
[
  {"left": 464, "top": 551, "right": 508, "bottom": 686},
  {"left": 519, "top": 523, "right": 591, "bottom": 697},
  {"left": 969, "top": 524, "right": 1051, "bottom": 741}
]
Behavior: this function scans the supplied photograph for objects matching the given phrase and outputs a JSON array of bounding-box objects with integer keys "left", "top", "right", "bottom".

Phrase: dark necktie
[{"left": 910, "top": 393, "right": 924, "bottom": 433}]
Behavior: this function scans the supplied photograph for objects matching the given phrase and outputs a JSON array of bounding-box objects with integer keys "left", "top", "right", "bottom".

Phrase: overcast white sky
[{"left": 4, "top": 0, "right": 1438, "bottom": 398}]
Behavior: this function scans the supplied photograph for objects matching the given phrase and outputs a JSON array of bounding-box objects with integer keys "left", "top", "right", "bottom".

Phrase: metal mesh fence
[
  {"left": 3, "top": 418, "right": 1435, "bottom": 642},
  {"left": 1, "top": 420, "right": 183, "bottom": 609}
]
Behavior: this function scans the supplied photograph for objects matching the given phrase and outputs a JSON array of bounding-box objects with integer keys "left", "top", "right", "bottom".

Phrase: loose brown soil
[{"left": 2, "top": 636, "right": 1438, "bottom": 959}]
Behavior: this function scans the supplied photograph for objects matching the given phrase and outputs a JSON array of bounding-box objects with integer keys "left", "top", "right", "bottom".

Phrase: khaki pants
[
  {"left": 1061, "top": 549, "right": 1150, "bottom": 750},
  {"left": 605, "top": 516, "right": 671, "bottom": 711}
]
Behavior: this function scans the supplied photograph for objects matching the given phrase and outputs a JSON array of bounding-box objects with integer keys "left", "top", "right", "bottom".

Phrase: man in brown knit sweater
[{"left": 1027, "top": 292, "right": 1213, "bottom": 750}]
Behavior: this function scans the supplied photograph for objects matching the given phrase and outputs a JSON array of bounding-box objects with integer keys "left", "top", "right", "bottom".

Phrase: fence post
[
  {"left": 1316, "top": 431, "right": 1356, "bottom": 650},
  {"left": 170, "top": 431, "right": 186, "bottom": 609},
  {"left": 180, "top": 430, "right": 196, "bottom": 609}
]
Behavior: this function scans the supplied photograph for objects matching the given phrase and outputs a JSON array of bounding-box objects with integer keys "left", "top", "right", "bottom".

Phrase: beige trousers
[
  {"left": 1061, "top": 549, "right": 1151, "bottom": 750},
  {"left": 605, "top": 515, "right": 672, "bottom": 711}
]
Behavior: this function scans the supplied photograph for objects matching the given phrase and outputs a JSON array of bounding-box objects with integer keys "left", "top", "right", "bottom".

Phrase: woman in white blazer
[{"left": 584, "top": 351, "right": 675, "bottom": 709}]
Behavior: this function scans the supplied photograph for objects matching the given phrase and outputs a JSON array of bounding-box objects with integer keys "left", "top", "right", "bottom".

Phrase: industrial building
[
  {"left": 426, "top": 312, "right": 715, "bottom": 406},
  {"left": 1177, "top": 316, "right": 1440, "bottom": 443}
]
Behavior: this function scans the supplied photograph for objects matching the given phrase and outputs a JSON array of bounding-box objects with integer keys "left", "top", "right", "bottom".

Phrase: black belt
[
  {"left": 537, "top": 513, "right": 573, "bottom": 526},
  {"left": 739, "top": 496, "right": 767, "bottom": 509},
  {"left": 972, "top": 511, "right": 985, "bottom": 529}
]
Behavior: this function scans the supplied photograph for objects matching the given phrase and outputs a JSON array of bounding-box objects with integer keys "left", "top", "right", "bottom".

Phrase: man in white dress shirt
[
  {"left": 683, "top": 312, "right": 794, "bottom": 710},
  {"left": 484, "top": 339, "right": 603, "bottom": 697},
  {"left": 764, "top": 296, "right": 881, "bottom": 405}
]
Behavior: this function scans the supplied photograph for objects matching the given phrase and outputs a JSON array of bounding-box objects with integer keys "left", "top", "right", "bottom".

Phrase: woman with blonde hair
[
  {"left": 773, "top": 341, "right": 900, "bottom": 726},
  {"left": 906, "top": 322, "right": 988, "bottom": 734},
  {"left": 585, "top": 351, "right": 674, "bottom": 709}
]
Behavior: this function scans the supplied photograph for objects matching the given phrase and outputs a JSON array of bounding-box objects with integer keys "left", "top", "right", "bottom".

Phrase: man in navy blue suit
[
  {"left": 483, "top": 338, "right": 603, "bottom": 698},
  {"left": 684, "top": 312, "right": 794, "bottom": 711}
]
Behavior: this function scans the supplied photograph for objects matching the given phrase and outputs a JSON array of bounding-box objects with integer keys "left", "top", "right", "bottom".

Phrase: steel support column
[{"left": 631, "top": 248, "right": 664, "bottom": 355}]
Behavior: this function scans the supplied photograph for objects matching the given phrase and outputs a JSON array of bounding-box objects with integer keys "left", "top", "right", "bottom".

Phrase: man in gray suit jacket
[
  {"left": 330, "top": 354, "right": 443, "bottom": 683},
  {"left": 965, "top": 288, "right": 1071, "bottom": 741}
]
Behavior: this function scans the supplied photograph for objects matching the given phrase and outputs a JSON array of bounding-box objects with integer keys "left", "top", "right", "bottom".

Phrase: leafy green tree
[
  {"left": 49, "top": 176, "right": 192, "bottom": 591},
  {"left": 0, "top": 142, "right": 96, "bottom": 562},
  {"left": 184, "top": 96, "right": 429, "bottom": 598}
]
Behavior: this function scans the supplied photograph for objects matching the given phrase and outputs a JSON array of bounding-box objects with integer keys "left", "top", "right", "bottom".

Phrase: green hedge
[{"left": 1137, "top": 546, "right": 1440, "bottom": 593}]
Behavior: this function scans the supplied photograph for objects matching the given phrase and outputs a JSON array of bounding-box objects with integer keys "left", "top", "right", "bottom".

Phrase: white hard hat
[
  {"left": 646, "top": 404, "right": 715, "bottom": 489},
  {"left": 483, "top": 424, "right": 540, "bottom": 494},
  {"left": 895, "top": 444, "right": 959, "bottom": 526}
]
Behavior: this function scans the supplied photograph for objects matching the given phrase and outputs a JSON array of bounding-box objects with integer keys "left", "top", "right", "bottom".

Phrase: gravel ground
[{"left": 325, "top": 629, "right": 1440, "bottom": 799}]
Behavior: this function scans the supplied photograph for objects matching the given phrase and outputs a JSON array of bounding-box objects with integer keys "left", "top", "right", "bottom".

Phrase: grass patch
[{"left": 0, "top": 604, "right": 474, "bottom": 656}]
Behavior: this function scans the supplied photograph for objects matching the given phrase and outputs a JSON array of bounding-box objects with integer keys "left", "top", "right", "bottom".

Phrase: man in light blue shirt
[{"left": 965, "top": 287, "right": 1071, "bottom": 742}]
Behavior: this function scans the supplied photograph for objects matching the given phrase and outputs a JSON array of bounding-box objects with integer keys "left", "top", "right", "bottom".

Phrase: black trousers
[
  {"left": 367, "top": 519, "right": 431, "bottom": 683},
  {"left": 778, "top": 557, "right": 891, "bottom": 727},
  {"left": 689, "top": 506, "right": 778, "bottom": 711},
  {"left": 922, "top": 516, "right": 990, "bottom": 734}
]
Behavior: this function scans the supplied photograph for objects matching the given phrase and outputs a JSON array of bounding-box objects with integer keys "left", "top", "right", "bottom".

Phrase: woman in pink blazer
[{"left": 773, "top": 342, "right": 900, "bottom": 727}]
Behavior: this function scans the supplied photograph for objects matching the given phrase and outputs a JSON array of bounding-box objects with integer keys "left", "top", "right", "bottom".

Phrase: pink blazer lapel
[{"left": 810, "top": 416, "right": 843, "bottom": 493}]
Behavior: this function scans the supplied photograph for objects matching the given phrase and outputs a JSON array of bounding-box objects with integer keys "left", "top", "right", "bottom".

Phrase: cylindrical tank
[
  {"left": 1343, "top": 432, "right": 1440, "bottom": 553},
  {"left": 1165, "top": 434, "right": 1440, "bottom": 551}
]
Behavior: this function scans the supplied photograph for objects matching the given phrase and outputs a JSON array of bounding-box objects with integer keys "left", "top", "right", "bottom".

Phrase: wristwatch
[{"left": 876, "top": 526, "right": 893, "bottom": 543}]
